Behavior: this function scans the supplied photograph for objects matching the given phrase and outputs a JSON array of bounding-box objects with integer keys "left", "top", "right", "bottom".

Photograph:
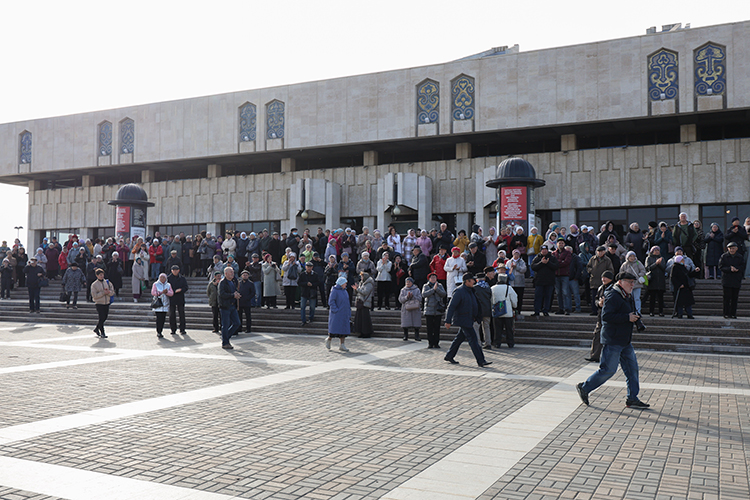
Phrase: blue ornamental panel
[
  {"left": 451, "top": 75, "right": 475, "bottom": 120},
  {"left": 694, "top": 43, "right": 726, "bottom": 96},
  {"left": 239, "top": 103, "right": 257, "bottom": 142},
  {"left": 19, "top": 131, "right": 32, "bottom": 164},
  {"left": 417, "top": 80, "right": 439, "bottom": 124},
  {"left": 266, "top": 100, "right": 285, "bottom": 140},
  {"left": 120, "top": 118, "right": 134, "bottom": 154},
  {"left": 98, "top": 121, "right": 113, "bottom": 156},
  {"left": 648, "top": 49, "right": 678, "bottom": 101}
]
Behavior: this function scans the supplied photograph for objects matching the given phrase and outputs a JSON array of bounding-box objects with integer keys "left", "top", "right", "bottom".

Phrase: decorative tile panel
[
  {"left": 98, "top": 121, "right": 112, "bottom": 156},
  {"left": 694, "top": 42, "right": 726, "bottom": 96},
  {"left": 19, "top": 131, "right": 32, "bottom": 164},
  {"left": 416, "top": 79, "right": 439, "bottom": 124},
  {"left": 648, "top": 49, "right": 678, "bottom": 101},
  {"left": 239, "top": 102, "right": 257, "bottom": 142},
  {"left": 266, "top": 100, "right": 284, "bottom": 140},
  {"left": 451, "top": 75, "right": 475, "bottom": 120},
  {"left": 120, "top": 118, "right": 134, "bottom": 154}
]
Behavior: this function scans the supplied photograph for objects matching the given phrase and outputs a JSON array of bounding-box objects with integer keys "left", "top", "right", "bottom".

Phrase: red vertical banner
[
  {"left": 500, "top": 186, "right": 527, "bottom": 220},
  {"left": 115, "top": 206, "right": 131, "bottom": 240}
]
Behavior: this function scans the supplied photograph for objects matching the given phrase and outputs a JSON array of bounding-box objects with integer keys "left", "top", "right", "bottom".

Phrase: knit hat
[{"left": 601, "top": 270, "right": 614, "bottom": 280}]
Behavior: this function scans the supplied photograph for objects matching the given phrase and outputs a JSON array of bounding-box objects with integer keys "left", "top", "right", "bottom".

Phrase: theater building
[{"left": 1, "top": 20, "right": 749, "bottom": 245}]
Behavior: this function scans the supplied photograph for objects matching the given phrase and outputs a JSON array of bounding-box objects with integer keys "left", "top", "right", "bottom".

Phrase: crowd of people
[{"left": 1, "top": 213, "right": 748, "bottom": 350}]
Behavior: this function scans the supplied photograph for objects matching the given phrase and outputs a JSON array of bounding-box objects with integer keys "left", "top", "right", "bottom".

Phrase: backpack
[{"left": 286, "top": 263, "right": 299, "bottom": 281}]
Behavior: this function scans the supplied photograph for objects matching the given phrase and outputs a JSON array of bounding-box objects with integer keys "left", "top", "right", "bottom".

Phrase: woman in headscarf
[
  {"left": 132, "top": 256, "right": 147, "bottom": 302},
  {"left": 444, "top": 247, "right": 467, "bottom": 298},
  {"left": 327, "top": 276, "right": 352, "bottom": 351},
  {"left": 619, "top": 251, "right": 647, "bottom": 314},
  {"left": 151, "top": 273, "right": 173, "bottom": 338},
  {"left": 703, "top": 222, "right": 724, "bottom": 279},
  {"left": 399, "top": 277, "right": 423, "bottom": 341},
  {"left": 353, "top": 271, "right": 375, "bottom": 338}
]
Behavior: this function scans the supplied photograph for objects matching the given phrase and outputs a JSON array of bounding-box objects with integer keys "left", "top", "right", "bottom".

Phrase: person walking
[
  {"left": 167, "top": 265, "right": 189, "bottom": 335},
  {"left": 218, "top": 267, "right": 241, "bottom": 349},
  {"left": 353, "top": 271, "right": 374, "bottom": 338},
  {"left": 61, "top": 261, "right": 86, "bottom": 308},
  {"left": 399, "top": 277, "right": 423, "bottom": 341},
  {"left": 237, "top": 270, "right": 255, "bottom": 333},
  {"left": 491, "top": 273, "right": 518, "bottom": 348},
  {"left": 719, "top": 242, "right": 745, "bottom": 318},
  {"left": 473, "top": 270, "right": 494, "bottom": 348},
  {"left": 576, "top": 272, "right": 650, "bottom": 409},
  {"left": 443, "top": 273, "right": 491, "bottom": 367},
  {"left": 24, "top": 257, "right": 46, "bottom": 313},
  {"left": 299, "top": 261, "right": 319, "bottom": 326},
  {"left": 151, "top": 273, "right": 173, "bottom": 339},
  {"left": 326, "top": 277, "right": 352, "bottom": 351},
  {"left": 91, "top": 268, "right": 115, "bottom": 339}
]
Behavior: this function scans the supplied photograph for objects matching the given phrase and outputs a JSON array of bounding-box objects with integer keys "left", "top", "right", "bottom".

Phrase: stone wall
[
  {"left": 4, "top": 21, "right": 749, "bottom": 178},
  {"left": 28, "top": 138, "right": 750, "bottom": 235}
]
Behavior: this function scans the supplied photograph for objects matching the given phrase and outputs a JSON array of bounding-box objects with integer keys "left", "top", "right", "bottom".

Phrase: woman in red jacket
[
  {"left": 148, "top": 239, "right": 164, "bottom": 280},
  {"left": 429, "top": 246, "right": 449, "bottom": 290}
]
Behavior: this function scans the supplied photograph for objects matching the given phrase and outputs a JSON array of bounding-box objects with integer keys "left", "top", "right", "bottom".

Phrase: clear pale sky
[{"left": 1, "top": 0, "right": 747, "bottom": 247}]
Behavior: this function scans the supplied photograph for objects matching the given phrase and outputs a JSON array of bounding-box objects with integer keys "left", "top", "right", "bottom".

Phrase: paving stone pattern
[{"left": 1, "top": 322, "right": 749, "bottom": 499}]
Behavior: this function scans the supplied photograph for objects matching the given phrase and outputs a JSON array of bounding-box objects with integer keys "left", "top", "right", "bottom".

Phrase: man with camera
[{"left": 576, "top": 272, "right": 650, "bottom": 409}]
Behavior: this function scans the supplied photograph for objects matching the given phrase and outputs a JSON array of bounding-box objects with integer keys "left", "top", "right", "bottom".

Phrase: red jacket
[
  {"left": 430, "top": 254, "right": 448, "bottom": 280},
  {"left": 149, "top": 244, "right": 164, "bottom": 265}
]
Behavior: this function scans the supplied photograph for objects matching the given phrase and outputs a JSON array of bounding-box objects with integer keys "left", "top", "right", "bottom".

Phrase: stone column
[
  {"left": 364, "top": 151, "right": 378, "bottom": 167},
  {"left": 141, "top": 170, "right": 156, "bottom": 183},
  {"left": 207, "top": 164, "right": 222, "bottom": 178},
  {"left": 456, "top": 213, "right": 471, "bottom": 234},
  {"left": 680, "top": 125, "right": 697, "bottom": 143},
  {"left": 456, "top": 143, "right": 472, "bottom": 160},
  {"left": 281, "top": 158, "right": 296, "bottom": 173},
  {"left": 561, "top": 134, "right": 577, "bottom": 151},
  {"left": 81, "top": 175, "right": 94, "bottom": 188}
]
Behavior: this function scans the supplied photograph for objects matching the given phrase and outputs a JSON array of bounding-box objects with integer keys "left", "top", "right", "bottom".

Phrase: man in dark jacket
[
  {"left": 553, "top": 239, "right": 572, "bottom": 315},
  {"left": 436, "top": 223, "right": 454, "bottom": 252},
  {"left": 567, "top": 246, "right": 583, "bottom": 313},
  {"left": 246, "top": 253, "right": 263, "bottom": 307},
  {"left": 408, "top": 245, "right": 430, "bottom": 290},
  {"left": 585, "top": 270, "right": 614, "bottom": 362},
  {"left": 530, "top": 247, "right": 558, "bottom": 316},
  {"left": 218, "top": 267, "right": 241, "bottom": 349},
  {"left": 24, "top": 257, "right": 46, "bottom": 313},
  {"left": 237, "top": 270, "right": 255, "bottom": 333},
  {"left": 576, "top": 272, "right": 650, "bottom": 409},
  {"left": 165, "top": 250, "right": 183, "bottom": 274},
  {"left": 473, "top": 270, "right": 494, "bottom": 348},
  {"left": 443, "top": 273, "right": 491, "bottom": 367},
  {"left": 236, "top": 233, "right": 250, "bottom": 271},
  {"left": 464, "top": 242, "right": 486, "bottom": 277},
  {"left": 719, "top": 242, "right": 745, "bottom": 318},
  {"left": 167, "top": 265, "right": 189, "bottom": 335},
  {"left": 267, "top": 232, "right": 282, "bottom": 264},
  {"left": 724, "top": 217, "right": 748, "bottom": 257},
  {"left": 298, "top": 261, "right": 320, "bottom": 325}
]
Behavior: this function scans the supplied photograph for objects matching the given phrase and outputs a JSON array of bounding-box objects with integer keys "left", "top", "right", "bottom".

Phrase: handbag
[
  {"left": 39, "top": 277, "right": 49, "bottom": 287},
  {"left": 58, "top": 291, "right": 68, "bottom": 303},
  {"left": 492, "top": 285, "right": 509, "bottom": 318},
  {"left": 404, "top": 298, "right": 420, "bottom": 311},
  {"left": 151, "top": 295, "right": 162, "bottom": 309},
  {"left": 107, "top": 280, "right": 115, "bottom": 304}
]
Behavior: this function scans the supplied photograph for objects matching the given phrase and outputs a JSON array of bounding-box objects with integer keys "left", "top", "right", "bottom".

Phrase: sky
[{"left": 1, "top": 0, "right": 748, "bottom": 247}]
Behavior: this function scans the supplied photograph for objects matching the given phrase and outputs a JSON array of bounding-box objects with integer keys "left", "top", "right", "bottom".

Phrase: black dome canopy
[
  {"left": 108, "top": 183, "right": 155, "bottom": 207},
  {"left": 486, "top": 157, "right": 546, "bottom": 189}
]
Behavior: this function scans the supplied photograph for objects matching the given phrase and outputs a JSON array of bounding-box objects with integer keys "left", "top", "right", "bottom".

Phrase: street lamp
[{"left": 14, "top": 226, "right": 23, "bottom": 241}]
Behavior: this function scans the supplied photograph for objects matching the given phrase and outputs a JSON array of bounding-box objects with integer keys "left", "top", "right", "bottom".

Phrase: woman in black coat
[
  {"left": 390, "top": 254, "right": 408, "bottom": 310},
  {"left": 670, "top": 256, "right": 698, "bottom": 319},
  {"left": 645, "top": 246, "right": 666, "bottom": 316},
  {"left": 703, "top": 223, "right": 724, "bottom": 279}
]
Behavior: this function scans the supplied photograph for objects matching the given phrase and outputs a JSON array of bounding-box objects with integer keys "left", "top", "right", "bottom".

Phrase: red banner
[
  {"left": 500, "top": 186, "right": 527, "bottom": 220},
  {"left": 115, "top": 206, "right": 130, "bottom": 238}
]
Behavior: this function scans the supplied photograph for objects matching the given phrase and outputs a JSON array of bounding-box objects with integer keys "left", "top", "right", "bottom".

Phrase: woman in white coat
[
  {"left": 150, "top": 273, "right": 173, "bottom": 339},
  {"left": 443, "top": 246, "right": 467, "bottom": 298}
]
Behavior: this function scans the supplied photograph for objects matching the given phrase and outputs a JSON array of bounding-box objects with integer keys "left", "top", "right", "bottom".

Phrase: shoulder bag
[{"left": 492, "top": 285, "right": 509, "bottom": 318}]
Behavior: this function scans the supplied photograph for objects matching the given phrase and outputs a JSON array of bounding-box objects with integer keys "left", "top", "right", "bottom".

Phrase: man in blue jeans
[
  {"left": 218, "top": 267, "right": 241, "bottom": 349},
  {"left": 553, "top": 238, "right": 572, "bottom": 315},
  {"left": 444, "top": 273, "right": 492, "bottom": 368},
  {"left": 576, "top": 272, "right": 650, "bottom": 409},
  {"left": 298, "top": 261, "right": 319, "bottom": 326}
]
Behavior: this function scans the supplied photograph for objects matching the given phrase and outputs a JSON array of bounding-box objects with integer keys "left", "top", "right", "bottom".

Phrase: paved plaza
[{"left": 0, "top": 322, "right": 748, "bottom": 500}]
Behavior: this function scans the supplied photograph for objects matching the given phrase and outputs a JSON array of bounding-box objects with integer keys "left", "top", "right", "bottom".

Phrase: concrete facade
[{"left": 2, "top": 21, "right": 750, "bottom": 241}]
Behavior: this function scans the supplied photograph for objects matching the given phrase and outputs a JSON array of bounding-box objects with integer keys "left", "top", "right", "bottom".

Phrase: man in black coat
[
  {"left": 408, "top": 246, "right": 430, "bottom": 290},
  {"left": 436, "top": 223, "right": 454, "bottom": 252},
  {"left": 576, "top": 272, "right": 650, "bottom": 409},
  {"left": 530, "top": 247, "right": 558, "bottom": 316},
  {"left": 167, "top": 265, "right": 189, "bottom": 335},
  {"left": 724, "top": 217, "right": 748, "bottom": 257},
  {"left": 24, "top": 257, "right": 46, "bottom": 313},
  {"left": 719, "top": 242, "right": 746, "bottom": 318},
  {"left": 298, "top": 261, "right": 320, "bottom": 325},
  {"left": 237, "top": 270, "right": 255, "bottom": 333},
  {"left": 465, "top": 242, "right": 487, "bottom": 277},
  {"left": 443, "top": 273, "right": 491, "bottom": 367}
]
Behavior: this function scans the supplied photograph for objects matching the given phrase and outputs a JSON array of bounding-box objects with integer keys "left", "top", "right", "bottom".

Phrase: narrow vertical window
[
  {"left": 266, "top": 100, "right": 285, "bottom": 140},
  {"left": 239, "top": 102, "right": 257, "bottom": 142},
  {"left": 120, "top": 118, "right": 135, "bottom": 154},
  {"left": 98, "top": 121, "right": 113, "bottom": 156}
]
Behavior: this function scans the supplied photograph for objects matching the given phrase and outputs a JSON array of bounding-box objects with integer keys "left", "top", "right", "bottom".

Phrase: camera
[{"left": 634, "top": 313, "right": 646, "bottom": 332}]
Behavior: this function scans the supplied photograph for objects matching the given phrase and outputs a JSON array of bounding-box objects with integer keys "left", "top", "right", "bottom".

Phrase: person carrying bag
[{"left": 491, "top": 274, "right": 518, "bottom": 348}]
